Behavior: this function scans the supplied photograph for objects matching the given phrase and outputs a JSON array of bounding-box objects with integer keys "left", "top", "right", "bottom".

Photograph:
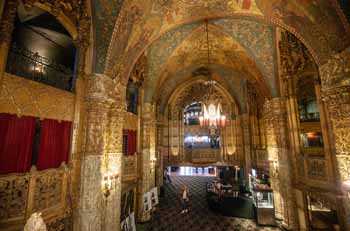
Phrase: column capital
[{"left": 85, "top": 74, "right": 116, "bottom": 109}]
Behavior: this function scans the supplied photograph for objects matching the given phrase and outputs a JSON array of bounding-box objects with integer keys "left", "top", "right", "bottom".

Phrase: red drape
[
  {"left": 37, "top": 119, "right": 72, "bottom": 170},
  {"left": 125, "top": 130, "right": 137, "bottom": 155},
  {"left": 0, "top": 113, "right": 36, "bottom": 174}
]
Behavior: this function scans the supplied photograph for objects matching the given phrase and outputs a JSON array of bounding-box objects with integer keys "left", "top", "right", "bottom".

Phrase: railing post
[
  {"left": 61, "top": 163, "right": 69, "bottom": 210},
  {"left": 26, "top": 166, "right": 38, "bottom": 220}
]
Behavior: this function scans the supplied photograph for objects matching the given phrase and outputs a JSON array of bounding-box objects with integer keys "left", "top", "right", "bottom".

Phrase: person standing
[
  {"left": 181, "top": 185, "right": 189, "bottom": 214},
  {"left": 164, "top": 168, "right": 172, "bottom": 183}
]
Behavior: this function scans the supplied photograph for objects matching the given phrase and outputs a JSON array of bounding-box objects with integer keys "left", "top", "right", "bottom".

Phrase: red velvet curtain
[
  {"left": 37, "top": 119, "right": 72, "bottom": 170},
  {"left": 126, "top": 130, "right": 137, "bottom": 155},
  {"left": 0, "top": 113, "right": 36, "bottom": 174}
]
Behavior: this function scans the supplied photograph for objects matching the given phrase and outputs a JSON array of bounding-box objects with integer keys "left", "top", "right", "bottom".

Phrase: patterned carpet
[{"left": 145, "top": 176, "right": 280, "bottom": 231}]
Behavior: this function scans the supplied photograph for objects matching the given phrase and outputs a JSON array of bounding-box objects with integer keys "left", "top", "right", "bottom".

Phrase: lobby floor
[{"left": 143, "top": 176, "right": 280, "bottom": 231}]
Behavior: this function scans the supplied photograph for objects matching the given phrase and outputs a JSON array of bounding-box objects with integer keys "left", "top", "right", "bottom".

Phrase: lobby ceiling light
[{"left": 199, "top": 19, "right": 226, "bottom": 130}]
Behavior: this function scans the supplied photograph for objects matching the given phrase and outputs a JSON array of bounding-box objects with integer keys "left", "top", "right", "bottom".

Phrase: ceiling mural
[
  {"left": 147, "top": 22, "right": 201, "bottom": 82},
  {"left": 168, "top": 79, "right": 237, "bottom": 117},
  {"left": 92, "top": 0, "right": 124, "bottom": 73},
  {"left": 145, "top": 21, "right": 271, "bottom": 106},
  {"left": 169, "top": 80, "right": 234, "bottom": 114},
  {"left": 100, "top": 0, "right": 350, "bottom": 85},
  {"left": 157, "top": 64, "right": 249, "bottom": 114},
  {"left": 211, "top": 18, "right": 277, "bottom": 95}
]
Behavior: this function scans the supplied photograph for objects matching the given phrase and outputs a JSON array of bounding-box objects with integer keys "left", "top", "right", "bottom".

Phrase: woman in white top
[{"left": 181, "top": 185, "right": 189, "bottom": 214}]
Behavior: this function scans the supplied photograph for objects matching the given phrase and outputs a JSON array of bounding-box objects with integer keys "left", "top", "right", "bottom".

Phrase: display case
[{"left": 252, "top": 187, "right": 275, "bottom": 226}]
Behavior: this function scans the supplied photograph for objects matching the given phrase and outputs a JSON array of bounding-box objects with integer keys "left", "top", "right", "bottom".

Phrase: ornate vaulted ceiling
[
  {"left": 91, "top": 0, "right": 350, "bottom": 114},
  {"left": 145, "top": 19, "right": 274, "bottom": 100},
  {"left": 157, "top": 65, "right": 246, "bottom": 114},
  {"left": 95, "top": 0, "right": 350, "bottom": 77}
]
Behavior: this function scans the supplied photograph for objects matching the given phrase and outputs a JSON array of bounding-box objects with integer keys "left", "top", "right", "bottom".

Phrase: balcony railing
[
  {"left": 0, "top": 164, "right": 71, "bottom": 230},
  {"left": 5, "top": 43, "right": 75, "bottom": 92}
]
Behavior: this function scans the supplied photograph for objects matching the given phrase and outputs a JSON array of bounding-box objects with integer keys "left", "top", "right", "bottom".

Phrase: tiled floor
[{"left": 144, "top": 176, "right": 280, "bottom": 231}]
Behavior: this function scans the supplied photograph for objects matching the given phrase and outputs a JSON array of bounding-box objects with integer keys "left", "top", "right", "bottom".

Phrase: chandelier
[{"left": 198, "top": 19, "right": 226, "bottom": 129}]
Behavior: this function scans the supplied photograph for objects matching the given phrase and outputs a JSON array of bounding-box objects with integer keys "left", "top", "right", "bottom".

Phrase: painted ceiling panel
[
  {"left": 212, "top": 18, "right": 277, "bottom": 96},
  {"left": 103, "top": 0, "right": 350, "bottom": 81},
  {"left": 157, "top": 64, "right": 247, "bottom": 114},
  {"left": 145, "top": 22, "right": 269, "bottom": 104},
  {"left": 93, "top": 0, "right": 124, "bottom": 73}
]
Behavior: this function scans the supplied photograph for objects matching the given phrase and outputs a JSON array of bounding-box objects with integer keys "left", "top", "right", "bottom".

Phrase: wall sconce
[
  {"left": 150, "top": 157, "right": 157, "bottom": 173},
  {"left": 227, "top": 146, "right": 236, "bottom": 155},
  {"left": 102, "top": 173, "right": 119, "bottom": 198},
  {"left": 171, "top": 147, "right": 179, "bottom": 156}
]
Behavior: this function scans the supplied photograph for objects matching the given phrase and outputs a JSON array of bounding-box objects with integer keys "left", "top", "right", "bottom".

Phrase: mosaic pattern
[
  {"left": 144, "top": 176, "right": 280, "bottom": 231},
  {"left": 102, "top": 0, "right": 350, "bottom": 81},
  {"left": 212, "top": 19, "right": 277, "bottom": 96},
  {"left": 93, "top": 0, "right": 124, "bottom": 73},
  {"left": 0, "top": 73, "right": 75, "bottom": 121},
  {"left": 157, "top": 64, "right": 246, "bottom": 113},
  {"left": 146, "top": 21, "right": 269, "bottom": 103}
]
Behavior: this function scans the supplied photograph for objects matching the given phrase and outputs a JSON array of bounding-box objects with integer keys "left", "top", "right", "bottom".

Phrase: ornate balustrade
[
  {"left": 5, "top": 43, "right": 74, "bottom": 92},
  {"left": 0, "top": 164, "right": 71, "bottom": 231},
  {"left": 299, "top": 147, "right": 327, "bottom": 183},
  {"left": 122, "top": 155, "right": 137, "bottom": 182},
  {"left": 187, "top": 148, "right": 218, "bottom": 163}
]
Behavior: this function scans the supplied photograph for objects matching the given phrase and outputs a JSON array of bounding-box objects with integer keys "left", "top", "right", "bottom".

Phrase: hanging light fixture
[{"left": 199, "top": 19, "right": 226, "bottom": 129}]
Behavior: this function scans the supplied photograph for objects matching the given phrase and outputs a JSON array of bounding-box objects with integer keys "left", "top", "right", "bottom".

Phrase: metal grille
[{"left": 5, "top": 43, "right": 75, "bottom": 92}]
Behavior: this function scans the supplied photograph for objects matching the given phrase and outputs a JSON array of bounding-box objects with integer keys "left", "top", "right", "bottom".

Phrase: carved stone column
[
  {"left": 263, "top": 98, "right": 299, "bottom": 230},
  {"left": 320, "top": 47, "right": 350, "bottom": 230},
  {"left": 78, "top": 74, "right": 114, "bottom": 231},
  {"left": 0, "top": 0, "right": 18, "bottom": 86},
  {"left": 105, "top": 93, "right": 125, "bottom": 231},
  {"left": 239, "top": 113, "right": 252, "bottom": 180},
  {"left": 156, "top": 121, "right": 164, "bottom": 190},
  {"left": 138, "top": 102, "right": 157, "bottom": 221}
]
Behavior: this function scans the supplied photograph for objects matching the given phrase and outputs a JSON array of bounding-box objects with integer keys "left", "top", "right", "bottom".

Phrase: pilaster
[
  {"left": 239, "top": 113, "right": 252, "bottom": 180},
  {"left": 138, "top": 102, "right": 157, "bottom": 222},
  {"left": 263, "top": 98, "right": 299, "bottom": 230},
  {"left": 0, "top": 0, "right": 18, "bottom": 86},
  {"left": 320, "top": 47, "right": 350, "bottom": 230},
  {"left": 78, "top": 74, "right": 123, "bottom": 231}
]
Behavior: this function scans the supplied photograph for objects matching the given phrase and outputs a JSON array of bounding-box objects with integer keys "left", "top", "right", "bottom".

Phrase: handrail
[{"left": 5, "top": 43, "right": 75, "bottom": 92}]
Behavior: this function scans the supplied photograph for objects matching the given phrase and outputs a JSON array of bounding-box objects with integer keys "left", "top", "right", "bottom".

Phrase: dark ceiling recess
[{"left": 12, "top": 9, "right": 76, "bottom": 70}]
